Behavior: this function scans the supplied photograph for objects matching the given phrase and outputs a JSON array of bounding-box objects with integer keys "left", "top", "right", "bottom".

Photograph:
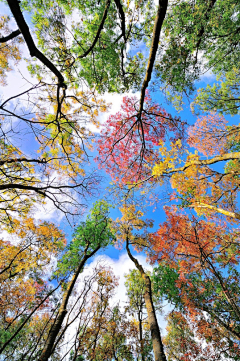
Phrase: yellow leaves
[
  {"left": 0, "top": 217, "right": 66, "bottom": 297},
  {"left": 0, "top": 16, "right": 23, "bottom": 85},
  {"left": 152, "top": 139, "right": 182, "bottom": 177},
  {"left": 119, "top": 204, "right": 145, "bottom": 227}
]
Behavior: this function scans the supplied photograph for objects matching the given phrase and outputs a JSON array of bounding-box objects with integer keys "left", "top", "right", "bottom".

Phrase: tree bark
[
  {"left": 0, "top": 29, "right": 21, "bottom": 43},
  {"left": 126, "top": 238, "right": 167, "bottom": 361},
  {"left": 189, "top": 202, "right": 240, "bottom": 220},
  {"left": 138, "top": 308, "right": 145, "bottom": 361},
  {"left": 138, "top": 0, "right": 168, "bottom": 124}
]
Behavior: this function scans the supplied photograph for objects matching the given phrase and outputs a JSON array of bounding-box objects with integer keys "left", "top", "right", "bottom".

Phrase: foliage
[
  {"left": 150, "top": 210, "right": 240, "bottom": 359},
  {"left": 193, "top": 68, "right": 240, "bottom": 115},
  {"left": 125, "top": 269, "right": 154, "bottom": 361},
  {"left": 0, "top": 217, "right": 65, "bottom": 359},
  {"left": 155, "top": 0, "right": 240, "bottom": 109},
  {"left": 56, "top": 200, "right": 115, "bottom": 278},
  {"left": 17, "top": 0, "right": 160, "bottom": 95},
  {"left": 1, "top": 0, "right": 240, "bottom": 359},
  {"left": 65, "top": 266, "right": 136, "bottom": 361},
  {"left": 97, "top": 92, "right": 184, "bottom": 185},
  {"left": 0, "top": 15, "right": 23, "bottom": 85}
]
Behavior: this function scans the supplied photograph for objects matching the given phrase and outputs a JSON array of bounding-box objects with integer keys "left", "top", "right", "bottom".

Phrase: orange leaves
[{"left": 149, "top": 207, "right": 236, "bottom": 273}]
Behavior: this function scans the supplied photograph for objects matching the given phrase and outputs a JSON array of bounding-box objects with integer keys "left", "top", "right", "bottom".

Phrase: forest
[{"left": 0, "top": 0, "right": 240, "bottom": 360}]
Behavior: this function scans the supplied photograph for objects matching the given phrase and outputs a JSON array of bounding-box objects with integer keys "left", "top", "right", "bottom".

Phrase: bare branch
[
  {"left": 138, "top": 0, "right": 168, "bottom": 131},
  {"left": 0, "top": 29, "right": 21, "bottom": 43}
]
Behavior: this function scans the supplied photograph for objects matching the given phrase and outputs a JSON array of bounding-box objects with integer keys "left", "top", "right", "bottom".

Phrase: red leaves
[
  {"left": 96, "top": 92, "right": 184, "bottom": 184},
  {"left": 149, "top": 207, "right": 231, "bottom": 273}
]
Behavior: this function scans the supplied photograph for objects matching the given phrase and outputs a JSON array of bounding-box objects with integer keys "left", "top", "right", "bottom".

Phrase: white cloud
[
  {"left": 89, "top": 91, "right": 140, "bottom": 134},
  {"left": 200, "top": 69, "right": 216, "bottom": 82}
]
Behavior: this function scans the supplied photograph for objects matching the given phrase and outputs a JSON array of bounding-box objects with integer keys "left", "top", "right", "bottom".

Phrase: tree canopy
[{"left": 0, "top": 0, "right": 240, "bottom": 360}]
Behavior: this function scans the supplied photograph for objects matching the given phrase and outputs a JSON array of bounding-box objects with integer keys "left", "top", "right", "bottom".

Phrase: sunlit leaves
[{"left": 97, "top": 92, "right": 184, "bottom": 185}]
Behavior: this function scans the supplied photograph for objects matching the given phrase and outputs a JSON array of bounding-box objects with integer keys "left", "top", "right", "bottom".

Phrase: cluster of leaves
[
  {"left": 97, "top": 92, "right": 184, "bottom": 185},
  {"left": 155, "top": 0, "right": 240, "bottom": 109},
  {"left": 0, "top": 217, "right": 65, "bottom": 359},
  {"left": 56, "top": 200, "right": 115, "bottom": 278},
  {"left": 0, "top": 15, "right": 23, "bottom": 85}
]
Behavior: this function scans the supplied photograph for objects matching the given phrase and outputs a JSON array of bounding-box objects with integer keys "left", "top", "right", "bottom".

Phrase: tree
[
  {"left": 113, "top": 204, "right": 167, "bottom": 361},
  {"left": 1, "top": 0, "right": 240, "bottom": 359},
  {"left": 0, "top": 217, "right": 65, "bottom": 358},
  {"left": 125, "top": 269, "right": 154, "bottom": 361},
  {"left": 39, "top": 201, "right": 115, "bottom": 361},
  {"left": 0, "top": 15, "right": 23, "bottom": 85},
  {"left": 193, "top": 67, "right": 240, "bottom": 116},
  {"left": 66, "top": 266, "right": 135, "bottom": 361},
  {"left": 150, "top": 210, "right": 240, "bottom": 358},
  {"left": 0, "top": 0, "right": 171, "bottom": 222},
  {"left": 0, "top": 201, "right": 115, "bottom": 360},
  {"left": 150, "top": 113, "right": 240, "bottom": 222},
  {"left": 163, "top": 311, "right": 214, "bottom": 361},
  {"left": 97, "top": 92, "right": 184, "bottom": 185},
  {"left": 154, "top": 0, "right": 240, "bottom": 109}
]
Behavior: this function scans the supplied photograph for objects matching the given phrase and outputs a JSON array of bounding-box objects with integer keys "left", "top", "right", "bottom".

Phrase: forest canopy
[{"left": 0, "top": 0, "right": 240, "bottom": 360}]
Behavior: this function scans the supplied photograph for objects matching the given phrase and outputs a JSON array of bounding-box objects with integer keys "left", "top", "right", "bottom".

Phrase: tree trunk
[
  {"left": 126, "top": 239, "right": 167, "bottom": 361},
  {"left": 39, "top": 245, "right": 100, "bottom": 361},
  {"left": 138, "top": 308, "right": 145, "bottom": 361}
]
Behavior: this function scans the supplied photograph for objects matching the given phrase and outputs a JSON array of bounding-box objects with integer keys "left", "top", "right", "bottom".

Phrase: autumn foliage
[{"left": 97, "top": 92, "right": 184, "bottom": 184}]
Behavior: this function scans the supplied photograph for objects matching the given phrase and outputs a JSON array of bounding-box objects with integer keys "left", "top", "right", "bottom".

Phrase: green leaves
[
  {"left": 193, "top": 68, "right": 240, "bottom": 115},
  {"left": 155, "top": 0, "right": 240, "bottom": 109},
  {"left": 56, "top": 201, "right": 115, "bottom": 277},
  {"left": 152, "top": 264, "right": 182, "bottom": 307}
]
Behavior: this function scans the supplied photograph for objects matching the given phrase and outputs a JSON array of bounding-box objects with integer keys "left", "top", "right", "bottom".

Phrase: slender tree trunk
[
  {"left": 39, "top": 245, "right": 100, "bottom": 361},
  {"left": 138, "top": 309, "right": 145, "bottom": 361},
  {"left": 126, "top": 238, "right": 167, "bottom": 361}
]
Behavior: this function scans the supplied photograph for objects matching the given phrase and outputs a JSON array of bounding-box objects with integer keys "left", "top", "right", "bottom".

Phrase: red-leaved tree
[{"left": 97, "top": 92, "right": 184, "bottom": 185}]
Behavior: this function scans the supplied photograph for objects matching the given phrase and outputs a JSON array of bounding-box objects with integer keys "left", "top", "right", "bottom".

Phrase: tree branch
[
  {"left": 39, "top": 244, "right": 101, "bottom": 361},
  {"left": 0, "top": 284, "right": 60, "bottom": 354},
  {"left": 0, "top": 29, "right": 21, "bottom": 43},
  {"left": 156, "top": 151, "right": 240, "bottom": 176},
  {"left": 78, "top": 0, "right": 111, "bottom": 59},
  {"left": 189, "top": 202, "right": 240, "bottom": 220},
  {"left": 138, "top": 0, "right": 168, "bottom": 130},
  {"left": 114, "top": 0, "right": 126, "bottom": 42},
  {"left": 7, "top": 0, "right": 66, "bottom": 88}
]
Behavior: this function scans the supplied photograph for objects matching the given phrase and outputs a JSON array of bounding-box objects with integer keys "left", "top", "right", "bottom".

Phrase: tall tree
[
  {"left": 39, "top": 201, "right": 115, "bottom": 361},
  {"left": 125, "top": 269, "right": 154, "bottom": 361},
  {"left": 97, "top": 92, "right": 184, "bottom": 185},
  {"left": 113, "top": 204, "right": 167, "bottom": 361},
  {"left": 0, "top": 218, "right": 65, "bottom": 359},
  {"left": 150, "top": 210, "right": 240, "bottom": 358}
]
